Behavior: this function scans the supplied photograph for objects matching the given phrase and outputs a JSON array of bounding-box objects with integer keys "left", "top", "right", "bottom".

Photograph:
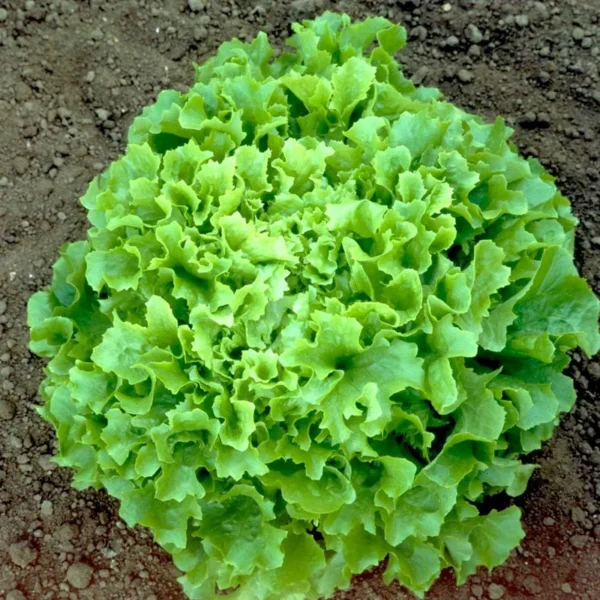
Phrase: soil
[{"left": 0, "top": 0, "right": 599, "bottom": 599}]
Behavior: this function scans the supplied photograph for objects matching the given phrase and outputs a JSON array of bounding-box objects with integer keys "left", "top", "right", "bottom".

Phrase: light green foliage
[{"left": 29, "top": 12, "right": 599, "bottom": 600}]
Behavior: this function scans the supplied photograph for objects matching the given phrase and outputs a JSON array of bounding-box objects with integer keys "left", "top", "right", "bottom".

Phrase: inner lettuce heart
[{"left": 28, "top": 12, "right": 600, "bottom": 600}]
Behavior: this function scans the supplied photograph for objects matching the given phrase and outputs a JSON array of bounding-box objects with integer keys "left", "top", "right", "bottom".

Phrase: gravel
[
  {"left": 569, "top": 535, "right": 588, "bottom": 549},
  {"left": 488, "top": 583, "right": 506, "bottom": 599},
  {"left": 8, "top": 541, "right": 38, "bottom": 568},
  {"left": 465, "top": 24, "right": 483, "bottom": 44},
  {"left": 188, "top": 0, "right": 205, "bottom": 11},
  {"left": 457, "top": 68, "right": 474, "bottom": 83},
  {"left": 0, "top": 398, "right": 16, "bottom": 420},
  {"left": 515, "top": 14, "right": 530, "bottom": 27},
  {"left": 66, "top": 562, "right": 94, "bottom": 589}
]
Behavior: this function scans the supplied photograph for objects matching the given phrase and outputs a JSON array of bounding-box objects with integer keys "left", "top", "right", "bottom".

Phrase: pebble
[
  {"left": 0, "top": 399, "right": 16, "bottom": 420},
  {"left": 7, "top": 592, "right": 26, "bottom": 600},
  {"left": 37, "top": 454, "right": 57, "bottom": 471},
  {"left": 530, "top": 2, "right": 549, "bottom": 21},
  {"left": 488, "top": 583, "right": 505, "bottom": 599},
  {"left": 465, "top": 24, "right": 483, "bottom": 44},
  {"left": 515, "top": 14, "right": 529, "bottom": 27},
  {"left": 572, "top": 506, "right": 586, "bottom": 523},
  {"left": 468, "top": 44, "right": 481, "bottom": 58},
  {"left": 23, "top": 126, "right": 37, "bottom": 139},
  {"left": 13, "top": 157, "right": 28, "bottom": 176},
  {"left": 41, "top": 500, "right": 53, "bottom": 516},
  {"left": 411, "top": 25, "right": 428, "bottom": 41},
  {"left": 188, "top": 0, "right": 205, "bottom": 11},
  {"left": 458, "top": 69, "right": 473, "bottom": 83},
  {"left": 290, "top": 0, "right": 324, "bottom": 14},
  {"left": 66, "top": 562, "right": 94, "bottom": 589},
  {"left": 194, "top": 26, "right": 208, "bottom": 41},
  {"left": 0, "top": 8, "right": 8, "bottom": 22},
  {"left": 412, "top": 66, "right": 429, "bottom": 85},
  {"left": 523, "top": 575, "right": 543, "bottom": 594},
  {"left": 572, "top": 27, "right": 585, "bottom": 41},
  {"left": 15, "top": 82, "right": 32, "bottom": 102},
  {"left": 56, "top": 143, "right": 70, "bottom": 156},
  {"left": 445, "top": 35, "right": 459, "bottom": 48},
  {"left": 95, "top": 108, "right": 110, "bottom": 121},
  {"left": 55, "top": 523, "right": 79, "bottom": 546},
  {"left": 569, "top": 534, "right": 588, "bottom": 549},
  {"left": 9, "top": 541, "right": 38, "bottom": 568},
  {"left": 561, "top": 582, "right": 573, "bottom": 593}
]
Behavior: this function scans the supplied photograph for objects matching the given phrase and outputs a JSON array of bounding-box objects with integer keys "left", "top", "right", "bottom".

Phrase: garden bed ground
[{"left": 0, "top": 1, "right": 599, "bottom": 599}]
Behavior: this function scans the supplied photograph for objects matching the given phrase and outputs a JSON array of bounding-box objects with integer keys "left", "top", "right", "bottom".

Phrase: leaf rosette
[{"left": 28, "top": 12, "right": 600, "bottom": 600}]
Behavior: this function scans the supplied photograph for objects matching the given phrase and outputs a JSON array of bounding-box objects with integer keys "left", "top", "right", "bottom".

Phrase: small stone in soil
[
  {"left": 0, "top": 399, "right": 16, "bottom": 420},
  {"left": 523, "top": 575, "right": 543, "bottom": 594},
  {"left": 95, "top": 108, "right": 110, "bottom": 121},
  {"left": 66, "top": 562, "right": 94, "bottom": 589},
  {"left": 412, "top": 66, "right": 429, "bottom": 85},
  {"left": 570, "top": 535, "right": 588, "bottom": 549},
  {"left": 465, "top": 24, "right": 483, "bottom": 44},
  {"left": 13, "top": 157, "right": 28, "bottom": 176},
  {"left": 588, "top": 363, "right": 600, "bottom": 379},
  {"left": 488, "top": 583, "right": 505, "bottom": 599},
  {"left": 9, "top": 541, "right": 38, "bottom": 568},
  {"left": 41, "top": 500, "right": 53, "bottom": 516},
  {"left": 515, "top": 14, "right": 529, "bottom": 27},
  {"left": 15, "top": 82, "right": 32, "bottom": 102},
  {"left": 457, "top": 69, "right": 473, "bottom": 83}
]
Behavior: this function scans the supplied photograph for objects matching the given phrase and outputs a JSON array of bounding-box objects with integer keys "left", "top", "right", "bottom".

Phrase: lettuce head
[{"left": 28, "top": 12, "right": 600, "bottom": 600}]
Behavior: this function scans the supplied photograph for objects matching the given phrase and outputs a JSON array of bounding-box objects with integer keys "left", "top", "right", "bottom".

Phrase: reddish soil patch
[{"left": 0, "top": 1, "right": 599, "bottom": 599}]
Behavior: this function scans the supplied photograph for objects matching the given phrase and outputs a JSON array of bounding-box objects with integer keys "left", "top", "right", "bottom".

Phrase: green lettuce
[{"left": 28, "top": 12, "right": 599, "bottom": 600}]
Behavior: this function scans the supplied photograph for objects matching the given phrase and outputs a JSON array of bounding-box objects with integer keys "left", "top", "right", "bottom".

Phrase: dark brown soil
[{"left": 0, "top": 1, "right": 599, "bottom": 599}]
